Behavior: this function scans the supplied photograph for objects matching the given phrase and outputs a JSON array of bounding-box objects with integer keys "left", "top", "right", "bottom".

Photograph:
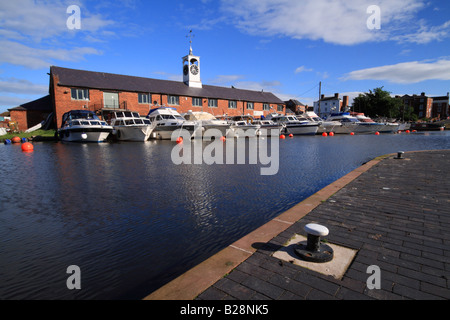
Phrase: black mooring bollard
[
  {"left": 395, "top": 151, "right": 404, "bottom": 159},
  {"left": 295, "top": 223, "right": 334, "bottom": 263}
]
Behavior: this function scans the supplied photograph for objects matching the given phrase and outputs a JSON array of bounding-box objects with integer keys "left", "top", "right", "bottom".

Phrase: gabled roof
[
  {"left": 50, "top": 66, "right": 284, "bottom": 105},
  {"left": 285, "top": 99, "right": 305, "bottom": 106},
  {"left": 8, "top": 95, "right": 52, "bottom": 112},
  {"left": 320, "top": 95, "right": 341, "bottom": 101}
]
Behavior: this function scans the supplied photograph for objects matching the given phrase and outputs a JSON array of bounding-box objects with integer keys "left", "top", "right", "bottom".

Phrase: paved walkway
[{"left": 145, "top": 150, "right": 450, "bottom": 300}]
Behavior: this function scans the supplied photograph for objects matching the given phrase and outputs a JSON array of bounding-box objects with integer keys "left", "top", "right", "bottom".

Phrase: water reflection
[{"left": 0, "top": 131, "right": 449, "bottom": 299}]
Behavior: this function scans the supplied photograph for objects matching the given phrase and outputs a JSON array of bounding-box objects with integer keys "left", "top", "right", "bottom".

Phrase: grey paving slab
[{"left": 197, "top": 150, "right": 450, "bottom": 300}]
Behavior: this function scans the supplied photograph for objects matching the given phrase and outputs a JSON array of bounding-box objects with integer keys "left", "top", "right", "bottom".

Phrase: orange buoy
[
  {"left": 412, "top": 130, "right": 417, "bottom": 132},
  {"left": 21, "top": 142, "right": 34, "bottom": 152},
  {"left": 322, "top": 132, "right": 328, "bottom": 137},
  {"left": 405, "top": 130, "right": 410, "bottom": 133},
  {"left": 375, "top": 132, "right": 380, "bottom": 135},
  {"left": 220, "top": 136, "right": 226, "bottom": 141},
  {"left": 176, "top": 137, "right": 183, "bottom": 144},
  {"left": 289, "top": 133, "right": 293, "bottom": 138},
  {"left": 329, "top": 132, "right": 334, "bottom": 136},
  {"left": 350, "top": 132, "right": 355, "bottom": 135},
  {"left": 280, "top": 134, "right": 285, "bottom": 139},
  {"left": 12, "top": 136, "right": 21, "bottom": 143}
]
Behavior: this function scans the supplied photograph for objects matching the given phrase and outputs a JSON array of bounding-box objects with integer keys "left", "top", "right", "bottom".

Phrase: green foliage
[
  {"left": 352, "top": 87, "right": 404, "bottom": 119},
  {"left": 1, "top": 129, "right": 56, "bottom": 142}
]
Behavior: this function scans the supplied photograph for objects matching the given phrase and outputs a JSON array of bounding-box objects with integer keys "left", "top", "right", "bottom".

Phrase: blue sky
[{"left": 1, "top": 0, "right": 450, "bottom": 114}]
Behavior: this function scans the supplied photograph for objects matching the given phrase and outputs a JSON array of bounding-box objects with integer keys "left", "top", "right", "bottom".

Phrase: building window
[
  {"left": 263, "top": 103, "right": 270, "bottom": 111},
  {"left": 168, "top": 95, "right": 179, "bottom": 105},
  {"left": 138, "top": 93, "right": 150, "bottom": 104},
  {"left": 247, "top": 102, "right": 254, "bottom": 110},
  {"left": 71, "top": 88, "right": 89, "bottom": 100},
  {"left": 229, "top": 100, "right": 237, "bottom": 109},
  {"left": 192, "top": 97, "right": 202, "bottom": 107},
  {"left": 277, "top": 105, "right": 283, "bottom": 112},
  {"left": 208, "top": 98, "right": 217, "bottom": 108}
]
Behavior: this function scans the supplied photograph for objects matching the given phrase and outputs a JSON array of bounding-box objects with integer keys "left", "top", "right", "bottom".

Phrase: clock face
[
  {"left": 190, "top": 64, "right": 199, "bottom": 75},
  {"left": 183, "top": 65, "right": 189, "bottom": 76}
]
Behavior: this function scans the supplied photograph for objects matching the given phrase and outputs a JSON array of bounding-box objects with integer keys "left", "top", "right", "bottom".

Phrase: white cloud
[
  {"left": 219, "top": 0, "right": 447, "bottom": 45},
  {"left": 295, "top": 66, "right": 313, "bottom": 74},
  {"left": 0, "top": 0, "right": 114, "bottom": 41},
  {"left": 393, "top": 20, "right": 450, "bottom": 44},
  {"left": 0, "top": 40, "right": 102, "bottom": 69},
  {"left": 0, "top": 0, "right": 113, "bottom": 69},
  {"left": 209, "top": 75, "right": 245, "bottom": 85},
  {"left": 342, "top": 59, "right": 450, "bottom": 83},
  {"left": 0, "top": 78, "right": 48, "bottom": 95}
]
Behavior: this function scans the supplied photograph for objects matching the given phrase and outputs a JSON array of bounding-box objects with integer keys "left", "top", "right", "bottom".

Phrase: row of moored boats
[{"left": 56, "top": 107, "right": 406, "bottom": 143}]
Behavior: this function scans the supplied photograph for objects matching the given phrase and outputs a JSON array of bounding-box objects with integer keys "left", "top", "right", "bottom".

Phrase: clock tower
[{"left": 182, "top": 31, "right": 202, "bottom": 88}]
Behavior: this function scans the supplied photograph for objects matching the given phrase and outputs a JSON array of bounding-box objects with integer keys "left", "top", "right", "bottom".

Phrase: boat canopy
[
  {"left": 146, "top": 107, "right": 177, "bottom": 117},
  {"left": 183, "top": 111, "right": 217, "bottom": 121},
  {"left": 61, "top": 110, "right": 100, "bottom": 126}
]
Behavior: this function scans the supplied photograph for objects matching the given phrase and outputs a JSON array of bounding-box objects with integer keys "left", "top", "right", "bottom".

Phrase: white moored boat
[
  {"left": 325, "top": 112, "right": 379, "bottom": 134},
  {"left": 146, "top": 107, "right": 202, "bottom": 140},
  {"left": 57, "top": 110, "right": 112, "bottom": 142},
  {"left": 227, "top": 115, "right": 261, "bottom": 138},
  {"left": 182, "top": 110, "right": 230, "bottom": 138},
  {"left": 268, "top": 114, "right": 319, "bottom": 135},
  {"left": 253, "top": 119, "right": 282, "bottom": 136},
  {"left": 300, "top": 112, "right": 342, "bottom": 134},
  {"left": 110, "top": 111, "right": 156, "bottom": 141}
]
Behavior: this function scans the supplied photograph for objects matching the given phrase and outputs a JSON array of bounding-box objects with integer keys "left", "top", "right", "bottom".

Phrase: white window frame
[
  {"left": 168, "top": 95, "right": 179, "bottom": 106},
  {"left": 71, "top": 88, "right": 89, "bottom": 100}
]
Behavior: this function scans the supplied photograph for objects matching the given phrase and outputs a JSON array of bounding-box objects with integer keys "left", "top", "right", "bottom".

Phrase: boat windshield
[{"left": 341, "top": 117, "right": 358, "bottom": 123}]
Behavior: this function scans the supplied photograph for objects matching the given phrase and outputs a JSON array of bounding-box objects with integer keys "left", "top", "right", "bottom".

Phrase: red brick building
[
  {"left": 401, "top": 93, "right": 433, "bottom": 119},
  {"left": 431, "top": 93, "right": 449, "bottom": 119},
  {"left": 8, "top": 95, "right": 53, "bottom": 132},
  {"left": 10, "top": 48, "right": 286, "bottom": 130},
  {"left": 49, "top": 65, "right": 285, "bottom": 129}
]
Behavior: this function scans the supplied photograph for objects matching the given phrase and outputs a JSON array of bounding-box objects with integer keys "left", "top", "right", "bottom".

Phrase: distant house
[
  {"left": 431, "top": 93, "right": 449, "bottom": 119},
  {"left": 285, "top": 99, "right": 307, "bottom": 114},
  {"left": 8, "top": 95, "right": 53, "bottom": 132},
  {"left": 401, "top": 93, "right": 433, "bottom": 119},
  {"left": 313, "top": 93, "right": 349, "bottom": 118}
]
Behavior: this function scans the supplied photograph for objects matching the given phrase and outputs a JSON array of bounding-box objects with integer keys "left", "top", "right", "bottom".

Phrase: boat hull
[
  {"left": 150, "top": 124, "right": 202, "bottom": 140},
  {"left": 228, "top": 125, "right": 260, "bottom": 138},
  {"left": 317, "top": 122, "right": 342, "bottom": 134},
  {"left": 283, "top": 124, "right": 319, "bottom": 135},
  {"left": 202, "top": 124, "right": 230, "bottom": 138},
  {"left": 379, "top": 123, "right": 400, "bottom": 133},
  {"left": 410, "top": 123, "right": 445, "bottom": 131},
  {"left": 58, "top": 128, "right": 111, "bottom": 142},
  {"left": 114, "top": 126, "right": 153, "bottom": 141},
  {"left": 258, "top": 125, "right": 282, "bottom": 136}
]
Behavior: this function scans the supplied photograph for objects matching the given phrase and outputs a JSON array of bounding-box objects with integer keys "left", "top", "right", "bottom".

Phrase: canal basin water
[{"left": 0, "top": 131, "right": 449, "bottom": 299}]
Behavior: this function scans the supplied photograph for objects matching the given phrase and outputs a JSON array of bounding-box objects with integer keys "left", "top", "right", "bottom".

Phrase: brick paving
[{"left": 197, "top": 150, "right": 450, "bottom": 300}]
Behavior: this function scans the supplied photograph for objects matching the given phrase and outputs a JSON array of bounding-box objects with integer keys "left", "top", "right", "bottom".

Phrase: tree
[{"left": 352, "top": 87, "right": 402, "bottom": 119}]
